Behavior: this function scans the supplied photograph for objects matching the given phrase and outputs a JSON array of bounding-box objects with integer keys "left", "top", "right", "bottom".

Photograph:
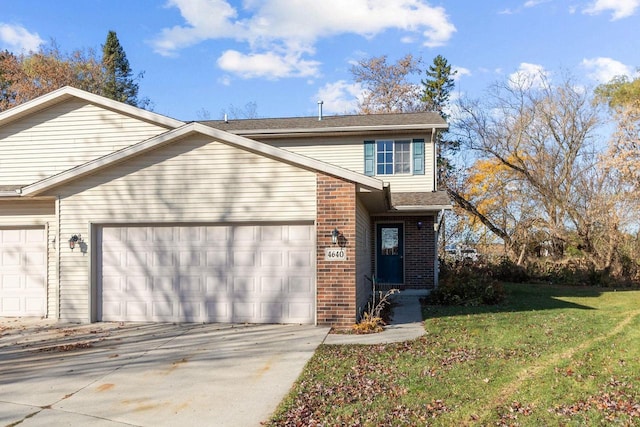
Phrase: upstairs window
[{"left": 364, "top": 139, "right": 424, "bottom": 176}]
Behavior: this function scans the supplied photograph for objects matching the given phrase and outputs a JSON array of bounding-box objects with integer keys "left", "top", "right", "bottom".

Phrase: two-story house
[{"left": 0, "top": 87, "right": 450, "bottom": 327}]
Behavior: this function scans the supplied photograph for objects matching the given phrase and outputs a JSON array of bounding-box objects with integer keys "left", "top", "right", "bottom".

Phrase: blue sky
[{"left": 1, "top": 0, "right": 638, "bottom": 120}]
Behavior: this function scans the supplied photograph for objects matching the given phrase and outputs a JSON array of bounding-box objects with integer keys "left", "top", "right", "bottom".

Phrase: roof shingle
[{"left": 200, "top": 111, "right": 446, "bottom": 133}]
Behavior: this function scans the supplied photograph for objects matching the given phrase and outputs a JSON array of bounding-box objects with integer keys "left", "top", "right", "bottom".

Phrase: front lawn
[{"left": 267, "top": 283, "right": 640, "bottom": 426}]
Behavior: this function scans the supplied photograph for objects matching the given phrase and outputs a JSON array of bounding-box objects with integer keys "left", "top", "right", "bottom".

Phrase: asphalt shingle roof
[
  {"left": 391, "top": 191, "right": 452, "bottom": 208},
  {"left": 200, "top": 111, "right": 446, "bottom": 133}
]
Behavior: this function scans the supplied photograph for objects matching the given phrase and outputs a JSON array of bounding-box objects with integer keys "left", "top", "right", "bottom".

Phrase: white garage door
[
  {"left": 0, "top": 227, "right": 47, "bottom": 317},
  {"left": 99, "top": 224, "right": 316, "bottom": 324}
]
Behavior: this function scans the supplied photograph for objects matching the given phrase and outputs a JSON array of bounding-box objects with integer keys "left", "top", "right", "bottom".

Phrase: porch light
[
  {"left": 69, "top": 234, "right": 81, "bottom": 250},
  {"left": 331, "top": 228, "right": 340, "bottom": 245},
  {"left": 417, "top": 221, "right": 423, "bottom": 230}
]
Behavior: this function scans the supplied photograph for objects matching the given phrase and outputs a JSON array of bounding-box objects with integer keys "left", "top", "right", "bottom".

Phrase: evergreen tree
[
  {"left": 421, "top": 55, "right": 458, "bottom": 188},
  {"left": 421, "top": 54, "right": 456, "bottom": 119},
  {"left": 101, "top": 31, "right": 141, "bottom": 106}
]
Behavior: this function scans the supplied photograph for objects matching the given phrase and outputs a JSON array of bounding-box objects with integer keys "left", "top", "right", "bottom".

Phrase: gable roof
[
  {"left": 0, "top": 86, "right": 184, "bottom": 129},
  {"left": 19, "top": 122, "right": 386, "bottom": 197},
  {"left": 200, "top": 111, "right": 447, "bottom": 137}
]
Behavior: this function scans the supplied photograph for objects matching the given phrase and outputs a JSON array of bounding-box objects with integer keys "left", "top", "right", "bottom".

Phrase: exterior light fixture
[
  {"left": 417, "top": 221, "right": 423, "bottom": 230},
  {"left": 69, "top": 234, "right": 81, "bottom": 250},
  {"left": 331, "top": 228, "right": 339, "bottom": 245}
]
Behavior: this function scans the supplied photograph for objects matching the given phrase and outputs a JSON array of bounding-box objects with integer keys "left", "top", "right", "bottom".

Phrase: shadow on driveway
[{"left": 0, "top": 319, "right": 329, "bottom": 427}]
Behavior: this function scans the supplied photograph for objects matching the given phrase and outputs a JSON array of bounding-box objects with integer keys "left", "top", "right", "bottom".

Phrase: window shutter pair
[{"left": 364, "top": 139, "right": 425, "bottom": 176}]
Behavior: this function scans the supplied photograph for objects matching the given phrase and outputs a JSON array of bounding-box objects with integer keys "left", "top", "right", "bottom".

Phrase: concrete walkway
[{"left": 324, "top": 290, "right": 428, "bottom": 345}]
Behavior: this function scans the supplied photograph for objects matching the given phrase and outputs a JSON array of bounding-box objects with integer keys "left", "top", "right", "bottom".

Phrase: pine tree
[
  {"left": 101, "top": 31, "right": 141, "bottom": 106},
  {"left": 421, "top": 54, "right": 456, "bottom": 119},
  {"left": 421, "top": 55, "right": 458, "bottom": 188}
]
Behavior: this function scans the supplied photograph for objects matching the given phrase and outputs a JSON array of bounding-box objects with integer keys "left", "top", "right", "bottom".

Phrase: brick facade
[
  {"left": 316, "top": 173, "right": 357, "bottom": 327},
  {"left": 371, "top": 215, "right": 436, "bottom": 289}
]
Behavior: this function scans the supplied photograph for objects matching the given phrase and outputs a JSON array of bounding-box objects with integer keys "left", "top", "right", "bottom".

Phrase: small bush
[
  {"left": 428, "top": 265, "right": 505, "bottom": 306},
  {"left": 352, "top": 289, "right": 398, "bottom": 334},
  {"left": 493, "top": 257, "right": 529, "bottom": 283}
]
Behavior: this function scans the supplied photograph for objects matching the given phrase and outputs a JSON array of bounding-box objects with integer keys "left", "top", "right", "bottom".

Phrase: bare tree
[
  {"left": 351, "top": 54, "right": 422, "bottom": 113},
  {"left": 449, "top": 73, "right": 611, "bottom": 266}
]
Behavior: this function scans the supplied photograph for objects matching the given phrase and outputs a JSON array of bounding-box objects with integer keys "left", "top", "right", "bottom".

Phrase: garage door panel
[
  {"left": 289, "top": 276, "right": 314, "bottom": 293},
  {"left": 289, "top": 225, "right": 314, "bottom": 241},
  {"left": 287, "top": 301, "right": 314, "bottom": 318},
  {"left": 2, "top": 297, "right": 20, "bottom": 312},
  {"left": 100, "top": 224, "right": 315, "bottom": 324},
  {"left": 260, "top": 276, "right": 284, "bottom": 293},
  {"left": 206, "top": 276, "right": 229, "bottom": 293},
  {"left": 177, "top": 276, "right": 205, "bottom": 293},
  {"left": 152, "top": 300, "right": 174, "bottom": 318},
  {"left": 261, "top": 251, "right": 283, "bottom": 267},
  {"left": 233, "top": 251, "right": 256, "bottom": 267},
  {"left": 232, "top": 277, "right": 256, "bottom": 293},
  {"left": 0, "top": 228, "right": 46, "bottom": 317},
  {"left": 2, "top": 252, "right": 20, "bottom": 266},
  {"left": 180, "top": 251, "right": 204, "bottom": 267},
  {"left": 25, "top": 275, "right": 45, "bottom": 288},
  {"left": 206, "top": 250, "right": 227, "bottom": 267},
  {"left": 152, "top": 276, "right": 174, "bottom": 293},
  {"left": 289, "top": 251, "right": 313, "bottom": 267}
]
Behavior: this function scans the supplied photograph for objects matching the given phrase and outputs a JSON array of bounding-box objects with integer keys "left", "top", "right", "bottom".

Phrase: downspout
[
  {"left": 56, "top": 195, "right": 61, "bottom": 320},
  {"left": 45, "top": 221, "right": 49, "bottom": 318},
  {"left": 434, "top": 209, "right": 446, "bottom": 288},
  {"left": 431, "top": 127, "right": 437, "bottom": 192}
]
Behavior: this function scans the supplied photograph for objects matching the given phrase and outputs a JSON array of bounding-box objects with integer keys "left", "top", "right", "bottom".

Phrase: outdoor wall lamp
[
  {"left": 417, "top": 221, "right": 424, "bottom": 230},
  {"left": 331, "top": 228, "right": 340, "bottom": 245},
  {"left": 69, "top": 234, "right": 81, "bottom": 250}
]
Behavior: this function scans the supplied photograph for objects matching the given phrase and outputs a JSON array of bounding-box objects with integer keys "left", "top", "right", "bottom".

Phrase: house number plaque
[{"left": 325, "top": 248, "right": 347, "bottom": 261}]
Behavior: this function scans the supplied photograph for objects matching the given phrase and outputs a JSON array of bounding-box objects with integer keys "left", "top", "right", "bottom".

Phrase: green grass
[{"left": 267, "top": 283, "right": 640, "bottom": 426}]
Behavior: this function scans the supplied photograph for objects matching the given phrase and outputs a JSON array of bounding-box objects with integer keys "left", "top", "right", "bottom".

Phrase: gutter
[
  {"left": 226, "top": 123, "right": 449, "bottom": 138},
  {"left": 0, "top": 188, "right": 22, "bottom": 198},
  {"left": 393, "top": 204, "right": 453, "bottom": 213}
]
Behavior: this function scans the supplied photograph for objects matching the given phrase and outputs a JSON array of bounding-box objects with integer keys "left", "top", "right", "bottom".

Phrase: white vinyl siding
[
  {"left": 48, "top": 134, "right": 317, "bottom": 322},
  {"left": 0, "top": 99, "right": 171, "bottom": 186},
  {"left": 355, "top": 198, "right": 372, "bottom": 318},
  {"left": 265, "top": 134, "right": 436, "bottom": 192},
  {"left": 0, "top": 200, "right": 57, "bottom": 317}
]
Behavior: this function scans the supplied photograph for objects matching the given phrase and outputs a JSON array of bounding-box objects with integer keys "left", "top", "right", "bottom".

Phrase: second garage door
[
  {"left": 98, "top": 224, "right": 316, "bottom": 324},
  {"left": 0, "top": 227, "right": 47, "bottom": 317}
]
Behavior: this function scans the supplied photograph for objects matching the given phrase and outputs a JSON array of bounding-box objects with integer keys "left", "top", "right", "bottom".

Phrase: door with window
[{"left": 376, "top": 223, "right": 404, "bottom": 284}]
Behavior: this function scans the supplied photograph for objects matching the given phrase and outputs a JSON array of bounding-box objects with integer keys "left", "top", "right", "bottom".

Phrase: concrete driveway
[{"left": 0, "top": 319, "right": 329, "bottom": 427}]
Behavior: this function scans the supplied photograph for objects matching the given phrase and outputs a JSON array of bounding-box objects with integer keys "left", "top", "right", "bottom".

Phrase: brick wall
[
  {"left": 316, "top": 173, "right": 357, "bottom": 327},
  {"left": 371, "top": 215, "right": 436, "bottom": 289}
]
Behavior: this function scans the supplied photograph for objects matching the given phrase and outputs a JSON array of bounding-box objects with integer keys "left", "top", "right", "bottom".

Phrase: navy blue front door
[{"left": 376, "top": 223, "right": 404, "bottom": 284}]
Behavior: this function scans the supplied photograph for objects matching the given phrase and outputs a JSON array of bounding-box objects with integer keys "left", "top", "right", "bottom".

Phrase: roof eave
[{"left": 0, "top": 86, "right": 184, "bottom": 129}]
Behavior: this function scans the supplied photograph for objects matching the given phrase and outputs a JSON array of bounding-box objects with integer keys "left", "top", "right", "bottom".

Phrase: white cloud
[
  {"left": 217, "top": 50, "right": 321, "bottom": 79},
  {"left": 581, "top": 57, "right": 633, "bottom": 83},
  {"left": 314, "top": 80, "right": 364, "bottom": 114},
  {"left": 524, "top": 0, "right": 551, "bottom": 7},
  {"left": 152, "top": 0, "right": 456, "bottom": 79},
  {"left": 452, "top": 66, "right": 471, "bottom": 81},
  {"left": 217, "top": 75, "right": 232, "bottom": 86},
  {"left": 583, "top": 0, "right": 640, "bottom": 19},
  {"left": 0, "top": 23, "right": 44, "bottom": 52},
  {"left": 508, "top": 63, "right": 550, "bottom": 89}
]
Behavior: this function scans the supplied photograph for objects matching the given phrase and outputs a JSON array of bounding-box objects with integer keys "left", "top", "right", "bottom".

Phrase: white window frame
[{"left": 375, "top": 139, "right": 412, "bottom": 175}]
